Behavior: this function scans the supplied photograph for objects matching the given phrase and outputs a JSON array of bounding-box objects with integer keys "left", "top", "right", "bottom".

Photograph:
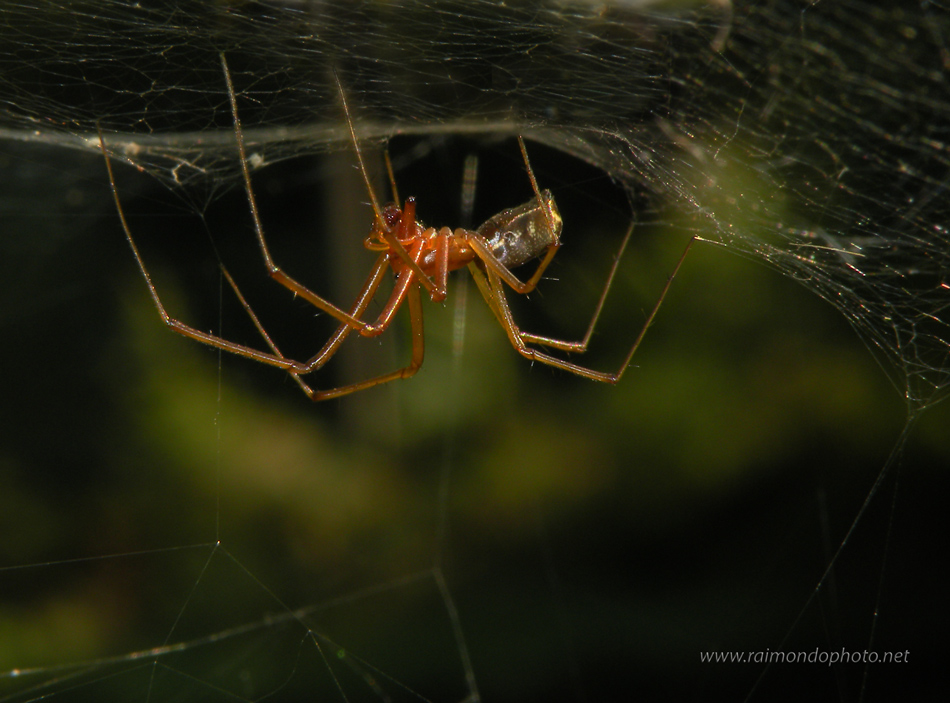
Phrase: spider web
[
  {"left": 1, "top": 0, "right": 948, "bottom": 406},
  {"left": 1, "top": 0, "right": 948, "bottom": 701}
]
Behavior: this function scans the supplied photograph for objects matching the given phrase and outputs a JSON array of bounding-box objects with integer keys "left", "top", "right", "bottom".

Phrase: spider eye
[{"left": 380, "top": 204, "right": 402, "bottom": 229}]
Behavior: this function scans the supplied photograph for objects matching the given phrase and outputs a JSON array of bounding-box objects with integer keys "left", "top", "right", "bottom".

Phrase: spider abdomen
[{"left": 477, "top": 190, "right": 563, "bottom": 269}]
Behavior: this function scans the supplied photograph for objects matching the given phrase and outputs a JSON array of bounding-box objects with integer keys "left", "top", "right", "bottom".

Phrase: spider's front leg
[{"left": 221, "top": 52, "right": 374, "bottom": 335}]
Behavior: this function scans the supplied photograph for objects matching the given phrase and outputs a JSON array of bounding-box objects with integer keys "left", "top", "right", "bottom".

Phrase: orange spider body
[
  {"left": 357, "top": 192, "right": 563, "bottom": 339},
  {"left": 364, "top": 198, "right": 477, "bottom": 299}
]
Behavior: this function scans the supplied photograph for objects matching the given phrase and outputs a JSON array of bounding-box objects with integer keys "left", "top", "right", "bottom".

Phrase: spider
[{"left": 98, "top": 53, "right": 694, "bottom": 401}]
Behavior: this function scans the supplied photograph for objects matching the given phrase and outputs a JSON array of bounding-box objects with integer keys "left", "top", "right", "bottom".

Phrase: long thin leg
[
  {"left": 384, "top": 149, "right": 400, "bottom": 206},
  {"left": 216, "top": 265, "right": 312, "bottom": 396},
  {"left": 306, "top": 283, "right": 426, "bottom": 401},
  {"left": 217, "top": 253, "right": 425, "bottom": 401},
  {"left": 511, "top": 136, "right": 562, "bottom": 293},
  {"left": 220, "top": 255, "right": 389, "bottom": 396},
  {"left": 518, "top": 219, "right": 637, "bottom": 353},
  {"left": 100, "top": 132, "right": 298, "bottom": 372},
  {"left": 100, "top": 124, "right": 412, "bottom": 400},
  {"left": 361, "top": 256, "right": 422, "bottom": 336},
  {"left": 329, "top": 65, "right": 445, "bottom": 301},
  {"left": 220, "top": 255, "right": 387, "bottom": 370},
  {"left": 469, "top": 235, "right": 696, "bottom": 382},
  {"left": 234, "top": 262, "right": 425, "bottom": 401},
  {"left": 220, "top": 53, "right": 375, "bottom": 331},
  {"left": 467, "top": 234, "right": 559, "bottom": 295}
]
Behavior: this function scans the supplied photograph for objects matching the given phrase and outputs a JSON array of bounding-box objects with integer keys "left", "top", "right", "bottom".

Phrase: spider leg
[
  {"left": 469, "top": 263, "right": 615, "bottom": 381},
  {"left": 383, "top": 149, "right": 401, "bottom": 206},
  {"left": 220, "top": 254, "right": 390, "bottom": 397},
  {"left": 100, "top": 122, "right": 415, "bottom": 400},
  {"left": 296, "top": 254, "right": 389, "bottom": 371},
  {"left": 221, "top": 53, "right": 375, "bottom": 332},
  {"left": 504, "top": 136, "right": 563, "bottom": 295},
  {"left": 305, "top": 283, "right": 425, "bottom": 401},
  {"left": 100, "top": 139, "right": 298, "bottom": 373},
  {"left": 467, "top": 235, "right": 559, "bottom": 295},
  {"left": 216, "top": 265, "right": 311, "bottom": 397},
  {"left": 328, "top": 64, "right": 446, "bottom": 302},
  {"left": 360, "top": 237, "right": 428, "bottom": 336},
  {"left": 468, "top": 232, "right": 695, "bottom": 382},
  {"left": 518, "top": 219, "right": 636, "bottom": 353},
  {"left": 471, "top": 263, "right": 624, "bottom": 381},
  {"left": 220, "top": 253, "right": 426, "bottom": 401},
  {"left": 248, "top": 261, "right": 424, "bottom": 402}
]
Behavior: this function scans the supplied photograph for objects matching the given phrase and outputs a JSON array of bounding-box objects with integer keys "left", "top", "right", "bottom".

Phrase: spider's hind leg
[{"left": 468, "top": 232, "right": 696, "bottom": 383}]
